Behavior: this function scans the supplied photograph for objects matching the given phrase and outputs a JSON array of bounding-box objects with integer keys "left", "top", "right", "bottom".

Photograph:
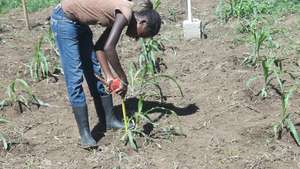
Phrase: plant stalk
[{"left": 121, "top": 97, "right": 129, "bottom": 134}]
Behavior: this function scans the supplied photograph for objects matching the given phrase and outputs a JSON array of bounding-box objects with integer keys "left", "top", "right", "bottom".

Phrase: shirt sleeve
[{"left": 114, "top": 2, "right": 133, "bottom": 25}]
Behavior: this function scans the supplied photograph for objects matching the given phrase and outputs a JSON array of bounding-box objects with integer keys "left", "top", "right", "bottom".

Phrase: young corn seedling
[
  {"left": 122, "top": 63, "right": 183, "bottom": 151},
  {"left": 0, "top": 79, "right": 48, "bottom": 113},
  {"left": 243, "top": 27, "right": 269, "bottom": 66},
  {"left": 128, "top": 63, "right": 183, "bottom": 101},
  {"left": 44, "top": 27, "right": 60, "bottom": 57},
  {"left": 43, "top": 28, "right": 63, "bottom": 76},
  {"left": 30, "top": 36, "right": 49, "bottom": 81},
  {"left": 0, "top": 117, "right": 10, "bottom": 150},
  {"left": 139, "top": 38, "right": 164, "bottom": 74},
  {"left": 273, "top": 68, "right": 300, "bottom": 145},
  {"left": 260, "top": 54, "right": 300, "bottom": 144}
]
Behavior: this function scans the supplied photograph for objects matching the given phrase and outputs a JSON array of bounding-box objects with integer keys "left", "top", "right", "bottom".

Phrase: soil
[{"left": 1, "top": 0, "right": 300, "bottom": 169}]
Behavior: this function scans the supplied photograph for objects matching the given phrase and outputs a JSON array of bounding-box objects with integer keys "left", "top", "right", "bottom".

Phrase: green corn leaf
[
  {"left": 273, "top": 123, "right": 280, "bottom": 139},
  {"left": 0, "top": 132, "right": 8, "bottom": 150},
  {"left": 128, "top": 130, "right": 138, "bottom": 151},
  {"left": 260, "top": 87, "right": 268, "bottom": 97},
  {"left": 155, "top": 74, "right": 184, "bottom": 97},
  {"left": 262, "top": 58, "right": 270, "bottom": 83},
  {"left": 282, "top": 88, "right": 295, "bottom": 113},
  {"left": 138, "top": 97, "right": 143, "bottom": 113},
  {"left": 135, "top": 113, "right": 156, "bottom": 125},
  {"left": 0, "top": 100, "right": 7, "bottom": 109},
  {"left": 286, "top": 118, "right": 300, "bottom": 145},
  {"left": 0, "top": 118, "right": 9, "bottom": 123},
  {"left": 246, "top": 76, "right": 257, "bottom": 88},
  {"left": 16, "top": 79, "right": 32, "bottom": 95}
]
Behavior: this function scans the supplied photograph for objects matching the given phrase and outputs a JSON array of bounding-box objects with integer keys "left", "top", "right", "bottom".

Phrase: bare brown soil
[{"left": 1, "top": 0, "right": 300, "bottom": 169}]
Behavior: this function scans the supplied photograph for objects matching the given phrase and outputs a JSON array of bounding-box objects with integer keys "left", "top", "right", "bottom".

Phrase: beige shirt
[{"left": 61, "top": 0, "right": 134, "bottom": 26}]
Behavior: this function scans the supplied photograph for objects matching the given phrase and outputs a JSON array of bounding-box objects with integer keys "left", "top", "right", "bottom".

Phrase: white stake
[{"left": 187, "top": 0, "right": 192, "bottom": 22}]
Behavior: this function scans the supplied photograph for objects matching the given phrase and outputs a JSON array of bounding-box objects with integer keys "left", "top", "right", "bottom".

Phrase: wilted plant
[{"left": 0, "top": 79, "right": 48, "bottom": 112}]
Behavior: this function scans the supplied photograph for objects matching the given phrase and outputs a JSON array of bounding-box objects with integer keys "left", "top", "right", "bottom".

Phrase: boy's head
[{"left": 126, "top": 4, "right": 161, "bottom": 38}]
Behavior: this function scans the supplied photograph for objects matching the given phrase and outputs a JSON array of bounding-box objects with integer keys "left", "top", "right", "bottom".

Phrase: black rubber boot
[
  {"left": 94, "top": 94, "right": 125, "bottom": 129},
  {"left": 72, "top": 105, "right": 97, "bottom": 149}
]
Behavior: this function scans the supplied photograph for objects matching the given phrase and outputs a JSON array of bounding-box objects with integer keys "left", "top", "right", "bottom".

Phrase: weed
[
  {"left": 168, "top": 7, "right": 177, "bottom": 22},
  {"left": 0, "top": 79, "right": 48, "bottom": 112}
]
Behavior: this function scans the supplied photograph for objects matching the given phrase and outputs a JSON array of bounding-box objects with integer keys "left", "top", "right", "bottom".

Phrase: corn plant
[
  {"left": 128, "top": 63, "right": 183, "bottom": 101},
  {"left": 118, "top": 0, "right": 185, "bottom": 151},
  {"left": 44, "top": 28, "right": 60, "bottom": 57},
  {"left": 139, "top": 38, "right": 164, "bottom": 74},
  {"left": 30, "top": 36, "right": 49, "bottom": 81},
  {"left": 243, "top": 27, "right": 269, "bottom": 66},
  {"left": 0, "top": 117, "right": 9, "bottom": 150},
  {"left": 121, "top": 62, "right": 183, "bottom": 151},
  {"left": 272, "top": 61, "right": 300, "bottom": 145},
  {"left": 120, "top": 95, "right": 178, "bottom": 151},
  {"left": 248, "top": 52, "right": 300, "bottom": 144},
  {"left": 0, "top": 79, "right": 48, "bottom": 112},
  {"left": 216, "top": 0, "right": 271, "bottom": 22}
]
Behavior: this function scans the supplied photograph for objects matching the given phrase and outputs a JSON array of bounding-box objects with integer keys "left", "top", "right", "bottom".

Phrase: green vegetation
[
  {"left": 217, "top": 0, "right": 300, "bottom": 144},
  {"left": 0, "top": 79, "right": 48, "bottom": 113},
  {"left": 28, "top": 29, "right": 61, "bottom": 81},
  {"left": 0, "top": 0, "right": 59, "bottom": 14},
  {"left": 30, "top": 36, "right": 50, "bottom": 81},
  {"left": 0, "top": 117, "right": 10, "bottom": 150},
  {"left": 216, "top": 0, "right": 300, "bottom": 22},
  {"left": 118, "top": 0, "right": 185, "bottom": 151}
]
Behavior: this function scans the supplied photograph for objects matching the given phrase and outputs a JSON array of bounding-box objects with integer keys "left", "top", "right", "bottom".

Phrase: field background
[{"left": 1, "top": 0, "right": 300, "bottom": 168}]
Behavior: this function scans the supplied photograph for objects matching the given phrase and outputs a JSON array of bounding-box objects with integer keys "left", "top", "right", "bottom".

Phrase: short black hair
[{"left": 137, "top": 9, "right": 161, "bottom": 37}]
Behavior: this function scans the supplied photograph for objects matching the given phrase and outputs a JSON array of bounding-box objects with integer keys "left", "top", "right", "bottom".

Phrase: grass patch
[
  {"left": 0, "top": 0, "right": 59, "bottom": 14},
  {"left": 216, "top": 0, "right": 300, "bottom": 22}
]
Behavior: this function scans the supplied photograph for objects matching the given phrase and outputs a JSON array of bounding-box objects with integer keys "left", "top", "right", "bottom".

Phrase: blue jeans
[{"left": 50, "top": 5, "right": 106, "bottom": 107}]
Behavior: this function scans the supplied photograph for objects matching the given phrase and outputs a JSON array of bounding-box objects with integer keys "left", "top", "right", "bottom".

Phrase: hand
[
  {"left": 95, "top": 74, "right": 127, "bottom": 96},
  {"left": 115, "top": 77, "right": 128, "bottom": 97},
  {"left": 94, "top": 74, "right": 116, "bottom": 91}
]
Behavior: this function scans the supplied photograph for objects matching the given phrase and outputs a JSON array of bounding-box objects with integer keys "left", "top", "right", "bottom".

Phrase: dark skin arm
[
  {"left": 103, "top": 12, "right": 129, "bottom": 96},
  {"left": 95, "top": 27, "right": 115, "bottom": 82}
]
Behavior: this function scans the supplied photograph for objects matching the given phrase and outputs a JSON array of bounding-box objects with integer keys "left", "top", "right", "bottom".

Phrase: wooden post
[{"left": 21, "top": 0, "right": 30, "bottom": 30}]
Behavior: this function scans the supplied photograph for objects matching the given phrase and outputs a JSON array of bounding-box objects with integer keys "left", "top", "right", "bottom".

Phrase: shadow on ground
[{"left": 92, "top": 97, "right": 199, "bottom": 142}]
